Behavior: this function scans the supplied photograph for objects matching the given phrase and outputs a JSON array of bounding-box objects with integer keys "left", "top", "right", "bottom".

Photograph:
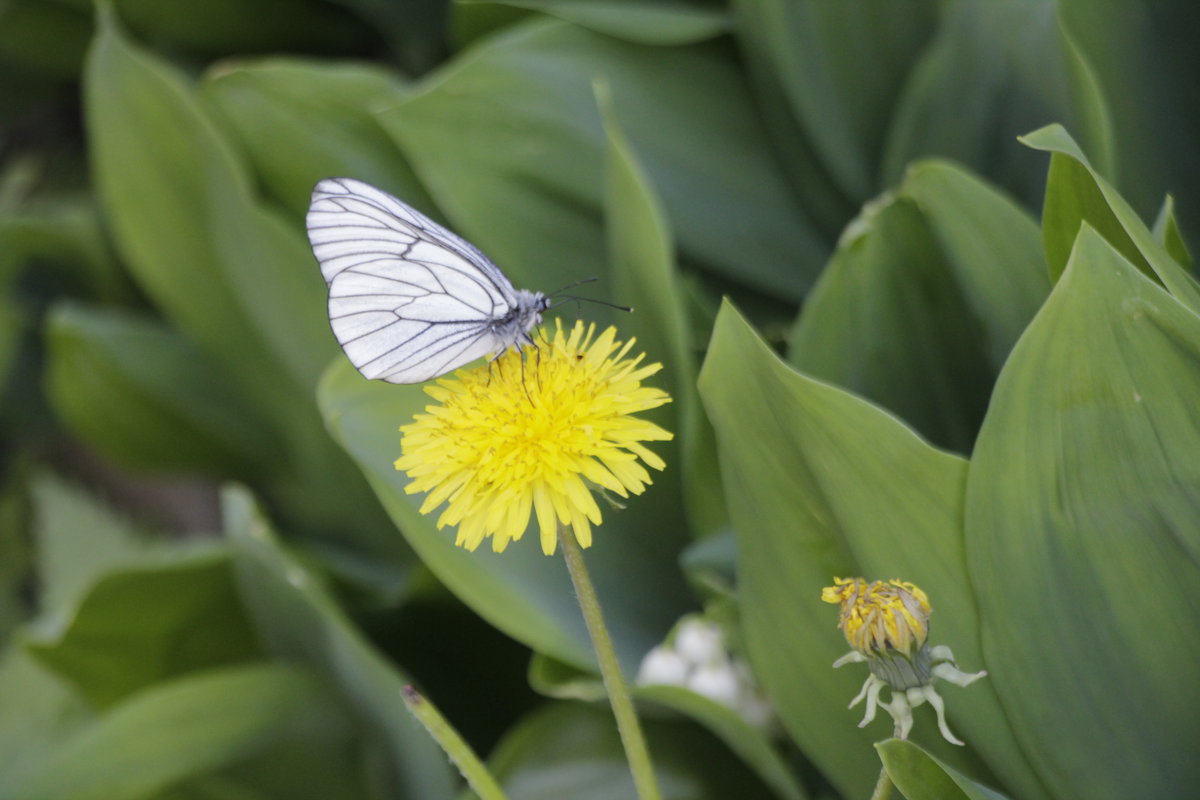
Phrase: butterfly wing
[{"left": 307, "top": 178, "right": 518, "bottom": 383}]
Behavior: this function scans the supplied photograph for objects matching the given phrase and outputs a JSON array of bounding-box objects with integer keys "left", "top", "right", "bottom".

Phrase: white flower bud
[
  {"left": 674, "top": 618, "right": 725, "bottom": 665},
  {"left": 688, "top": 661, "right": 741, "bottom": 706},
  {"left": 636, "top": 645, "right": 689, "bottom": 687}
]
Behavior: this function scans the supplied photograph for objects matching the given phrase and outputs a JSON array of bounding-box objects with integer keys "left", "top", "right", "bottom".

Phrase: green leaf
[
  {"left": 789, "top": 161, "right": 1049, "bottom": 453},
  {"left": 201, "top": 57, "right": 435, "bottom": 220},
  {"left": 460, "top": 0, "right": 729, "bottom": 45},
  {"left": 636, "top": 685, "right": 809, "bottom": 800},
  {"left": 699, "top": 301, "right": 1041, "bottom": 800},
  {"left": 29, "top": 473, "right": 161, "bottom": 617},
  {"left": 45, "top": 303, "right": 280, "bottom": 478},
  {"left": 26, "top": 549, "right": 260, "bottom": 708},
  {"left": 529, "top": 650, "right": 806, "bottom": 800},
  {"left": 1152, "top": 194, "right": 1193, "bottom": 269},
  {"left": 730, "top": 0, "right": 937, "bottom": 202},
  {"left": 598, "top": 81, "right": 724, "bottom": 535},
  {"left": 877, "top": 739, "right": 1009, "bottom": 800},
  {"left": 528, "top": 652, "right": 606, "bottom": 701},
  {"left": 224, "top": 487, "right": 457, "bottom": 799},
  {"left": 317, "top": 357, "right": 692, "bottom": 675},
  {"left": 880, "top": 2, "right": 1115, "bottom": 208},
  {"left": 85, "top": 9, "right": 421, "bottom": 583},
  {"left": 1022, "top": 124, "right": 1200, "bottom": 313},
  {"left": 379, "top": 18, "right": 825, "bottom": 302},
  {"left": 0, "top": 664, "right": 323, "bottom": 800},
  {"left": 473, "top": 702, "right": 778, "bottom": 800},
  {"left": 0, "top": 647, "right": 90, "bottom": 785},
  {"left": 85, "top": 7, "right": 333, "bottom": 404},
  {"left": 0, "top": 192, "right": 129, "bottom": 308},
  {"left": 966, "top": 226, "right": 1200, "bottom": 799},
  {"left": 1057, "top": 0, "right": 1200, "bottom": 238}
]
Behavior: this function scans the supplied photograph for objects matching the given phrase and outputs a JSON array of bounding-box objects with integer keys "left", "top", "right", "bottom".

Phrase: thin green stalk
[
  {"left": 558, "top": 525, "right": 663, "bottom": 800},
  {"left": 870, "top": 764, "right": 893, "bottom": 800},
  {"left": 870, "top": 723, "right": 904, "bottom": 800},
  {"left": 401, "top": 685, "right": 508, "bottom": 800}
]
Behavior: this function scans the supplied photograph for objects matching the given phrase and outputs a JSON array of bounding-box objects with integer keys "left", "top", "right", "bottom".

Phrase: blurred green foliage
[{"left": 1, "top": 1, "right": 1197, "bottom": 798}]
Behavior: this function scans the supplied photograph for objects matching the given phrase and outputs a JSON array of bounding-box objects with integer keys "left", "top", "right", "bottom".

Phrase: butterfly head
[
  {"left": 491, "top": 289, "right": 550, "bottom": 349},
  {"left": 516, "top": 289, "right": 551, "bottom": 331}
]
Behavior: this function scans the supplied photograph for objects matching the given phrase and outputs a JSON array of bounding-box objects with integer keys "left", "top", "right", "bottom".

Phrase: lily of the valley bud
[{"left": 822, "top": 577, "right": 986, "bottom": 745}]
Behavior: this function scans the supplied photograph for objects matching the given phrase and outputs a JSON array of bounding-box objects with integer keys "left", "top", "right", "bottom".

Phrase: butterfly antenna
[
  {"left": 554, "top": 295, "right": 633, "bottom": 313},
  {"left": 548, "top": 276, "right": 600, "bottom": 297}
]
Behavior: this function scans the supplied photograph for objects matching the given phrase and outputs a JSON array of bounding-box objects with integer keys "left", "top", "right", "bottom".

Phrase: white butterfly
[{"left": 306, "top": 177, "right": 551, "bottom": 383}]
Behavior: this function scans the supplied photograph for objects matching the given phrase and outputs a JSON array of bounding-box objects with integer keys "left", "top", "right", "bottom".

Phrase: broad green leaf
[
  {"left": 0, "top": 664, "right": 322, "bottom": 800},
  {"left": 724, "top": 8, "right": 853, "bottom": 238},
  {"left": 0, "top": 648, "right": 90, "bottom": 784},
  {"left": 45, "top": 303, "right": 280, "bottom": 478},
  {"left": 901, "top": 162, "right": 1051, "bottom": 366},
  {"left": 318, "top": 357, "right": 692, "bottom": 675},
  {"left": 29, "top": 473, "right": 162, "bottom": 617},
  {"left": 0, "top": 195, "right": 129, "bottom": 304},
  {"left": 789, "top": 161, "right": 1049, "bottom": 453},
  {"left": 85, "top": 9, "right": 421, "bottom": 583},
  {"left": 201, "top": 57, "right": 434, "bottom": 219},
  {"left": 471, "top": 702, "right": 777, "bottom": 800},
  {"left": 730, "top": 0, "right": 937, "bottom": 202},
  {"left": 380, "top": 18, "right": 825, "bottom": 302},
  {"left": 85, "top": 7, "right": 332, "bottom": 404},
  {"left": 678, "top": 531, "right": 736, "bottom": 599},
  {"left": 790, "top": 196, "right": 990, "bottom": 453},
  {"left": 26, "top": 549, "right": 259, "bottom": 708},
  {"left": 1022, "top": 124, "right": 1200, "bottom": 313},
  {"left": 1152, "top": 195, "right": 1193, "bottom": 269},
  {"left": 528, "top": 652, "right": 606, "bottom": 701},
  {"left": 966, "top": 227, "right": 1200, "bottom": 799},
  {"left": 699, "top": 301, "right": 1041, "bottom": 800},
  {"left": 881, "top": 2, "right": 1114, "bottom": 209},
  {"left": 636, "top": 685, "right": 808, "bottom": 800},
  {"left": 461, "top": 0, "right": 729, "bottom": 45},
  {"left": 598, "top": 82, "right": 724, "bottom": 536},
  {"left": 178, "top": 709, "right": 373, "bottom": 800},
  {"left": 224, "top": 487, "right": 457, "bottom": 800},
  {"left": 529, "top": 644, "right": 810, "bottom": 800},
  {"left": 1057, "top": 0, "right": 1200, "bottom": 238},
  {"left": 877, "top": 739, "right": 1009, "bottom": 800}
]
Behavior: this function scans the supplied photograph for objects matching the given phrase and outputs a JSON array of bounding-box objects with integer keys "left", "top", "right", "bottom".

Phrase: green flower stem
[
  {"left": 401, "top": 684, "right": 508, "bottom": 800},
  {"left": 870, "top": 725, "right": 904, "bottom": 800},
  {"left": 870, "top": 765, "right": 893, "bottom": 800},
  {"left": 559, "top": 525, "right": 663, "bottom": 800}
]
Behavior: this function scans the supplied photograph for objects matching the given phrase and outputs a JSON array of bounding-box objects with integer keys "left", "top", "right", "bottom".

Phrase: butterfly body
[{"left": 306, "top": 177, "right": 549, "bottom": 383}]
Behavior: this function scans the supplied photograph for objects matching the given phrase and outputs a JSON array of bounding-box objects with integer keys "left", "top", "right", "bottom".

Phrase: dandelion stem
[
  {"left": 870, "top": 765, "right": 893, "bottom": 800},
  {"left": 559, "top": 525, "right": 663, "bottom": 800},
  {"left": 401, "top": 684, "right": 508, "bottom": 800}
]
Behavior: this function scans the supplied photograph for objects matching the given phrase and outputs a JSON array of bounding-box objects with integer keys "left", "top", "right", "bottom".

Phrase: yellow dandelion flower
[
  {"left": 822, "top": 577, "right": 986, "bottom": 745},
  {"left": 395, "top": 319, "right": 673, "bottom": 555}
]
